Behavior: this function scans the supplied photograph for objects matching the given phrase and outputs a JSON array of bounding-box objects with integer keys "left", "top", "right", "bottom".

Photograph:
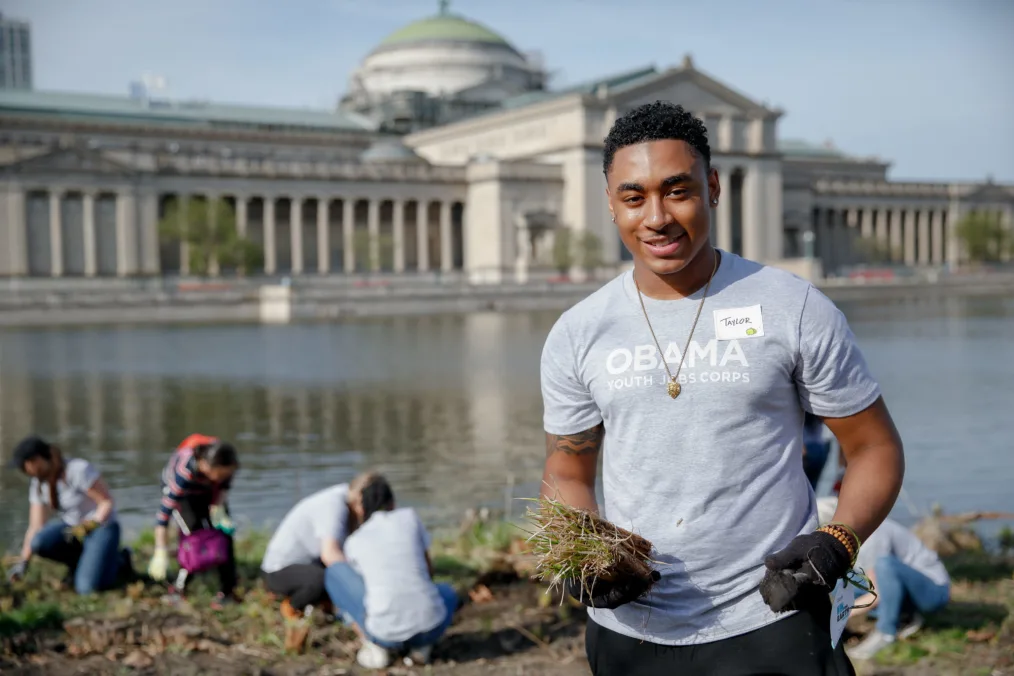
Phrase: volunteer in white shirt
[
  {"left": 6, "top": 434, "right": 128, "bottom": 595},
  {"left": 261, "top": 482, "right": 355, "bottom": 619},
  {"left": 323, "top": 473, "right": 459, "bottom": 670},
  {"left": 817, "top": 497, "right": 951, "bottom": 660}
]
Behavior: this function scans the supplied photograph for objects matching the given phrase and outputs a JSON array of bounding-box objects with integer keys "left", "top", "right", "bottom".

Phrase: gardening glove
[
  {"left": 148, "top": 547, "right": 169, "bottom": 582},
  {"left": 6, "top": 559, "right": 28, "bottom": 583},
  {"left": 210, "top": 505, "right": 235, "bottom": 536},
  {"left": 759, "top": 531, "right": 852, "bottom": 613},
  {"left": 565, "top": 570, "right": 661, "bottom": 610},
  {"left": 69, "top": 520, "right": 100, "bottom": 542}
]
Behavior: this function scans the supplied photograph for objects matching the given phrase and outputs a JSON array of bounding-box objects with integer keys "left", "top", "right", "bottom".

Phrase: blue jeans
[
  {"left": 874, "top": 555, "right": 949, "bottom": 636},
  {"left": 31, "top": 519, "right": 122, "bottom": 595},
  {"left": 324, "top": 562, "right": 458, "bottom": 650}
]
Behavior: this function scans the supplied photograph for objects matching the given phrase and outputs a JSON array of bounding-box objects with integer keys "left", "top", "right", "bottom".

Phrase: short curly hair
[{"left": 603, "top": 101, "right": 711, "bottom": 176}]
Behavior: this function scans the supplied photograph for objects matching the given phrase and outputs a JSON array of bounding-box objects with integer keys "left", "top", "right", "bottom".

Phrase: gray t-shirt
[
  {"left": 28, "top": 458, "right": 114, "bottom": 526},
  {"left": 540, "top": 251, "right": 882, "bottom": 645},
  {"left": 857, "top": 519, "right": 949, "bottom": 587},
  {"left": 261, "top": 484, "right": 351, "bottom": 574},
  {"left": 344, "top": 508, "right": 447, "bottom": 643}
]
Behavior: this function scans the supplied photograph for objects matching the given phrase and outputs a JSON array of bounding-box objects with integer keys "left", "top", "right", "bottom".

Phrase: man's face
[{"left": 606, "top": 140, "right": 719, "bottom": 277}]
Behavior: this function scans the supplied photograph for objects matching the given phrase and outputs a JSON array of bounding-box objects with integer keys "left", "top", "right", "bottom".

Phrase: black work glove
[
  {"left": 759, "top": 531, "right": 851, "bottom": 613},
  {"left": 6, "top": 559, "right": 28, "bottom": 583},
  {"left": 565, "top": 570, "right": 660, "bottom": 610}
]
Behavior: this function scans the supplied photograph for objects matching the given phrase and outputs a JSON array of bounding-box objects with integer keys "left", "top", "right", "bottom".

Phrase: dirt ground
[
  {"left": 0, "top": 579, "right": 591, "bottom": 676},
  {"left": 3, "top": 572, "right": 1012, "bottom": 676}
]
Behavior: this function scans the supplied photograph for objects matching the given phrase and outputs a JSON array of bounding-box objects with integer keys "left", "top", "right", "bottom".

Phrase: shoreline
[
  {"left": 1, "top": 272, "right": 1012, "bottom": 328},
  {"left": 1, "top": 516, "right": 1012, "bottom": 675}
]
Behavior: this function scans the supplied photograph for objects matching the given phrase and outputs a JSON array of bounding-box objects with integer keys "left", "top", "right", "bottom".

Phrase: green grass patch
[{"left": 0, "top": 602, "right": 64, "bottom": 638}]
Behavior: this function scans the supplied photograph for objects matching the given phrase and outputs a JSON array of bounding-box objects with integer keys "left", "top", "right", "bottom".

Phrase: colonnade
[
  {"left": 812, "top": 205, "right": 956, "bottom": 275},
  {"left": 160, "top": 193, "right": 466, "bottom": 276}
]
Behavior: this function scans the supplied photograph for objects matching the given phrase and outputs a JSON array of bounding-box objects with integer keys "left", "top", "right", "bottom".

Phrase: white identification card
[
  {"left": 830, "top": 578, "right": 856, "bottom": 649},
  {"left": 713, "top": 304, "right": 765, "bottom": 340}
]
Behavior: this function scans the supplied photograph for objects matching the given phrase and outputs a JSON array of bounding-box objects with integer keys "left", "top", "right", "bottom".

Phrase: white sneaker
[
  {"left": 403, "top": 644, "right": 433, "bottom": 666},
  {"left": 356, "top": 641, "right": 391, "bottom": 669},
  {"left": 848, "top": 630, "right": 896, "bottom": 660},
  {"left": 898, "top": 613, "right": 923, "bottom": 640}
]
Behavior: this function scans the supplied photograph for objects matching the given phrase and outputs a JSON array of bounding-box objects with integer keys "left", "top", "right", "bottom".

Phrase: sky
[{"left": 2, "top": 0, "right": 1012, "bottom": 183}]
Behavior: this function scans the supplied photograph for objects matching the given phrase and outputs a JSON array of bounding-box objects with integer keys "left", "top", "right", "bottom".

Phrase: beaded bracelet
[{"left": 817, "top": 523, "right": 861, "bottom": 567}]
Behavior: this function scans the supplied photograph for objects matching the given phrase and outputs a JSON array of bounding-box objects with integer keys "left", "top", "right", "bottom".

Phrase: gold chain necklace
[{"left": 634, "top": 250, "right": 719, "bottom": 399}]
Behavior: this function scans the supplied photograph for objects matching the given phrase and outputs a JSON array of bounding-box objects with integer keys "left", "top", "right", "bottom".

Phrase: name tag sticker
[
  {"left": 830, "top": 578, "right": 856, "bottom": 649},
  {"left": 713, "top": 305, "right": 765, "bottom": 340}
]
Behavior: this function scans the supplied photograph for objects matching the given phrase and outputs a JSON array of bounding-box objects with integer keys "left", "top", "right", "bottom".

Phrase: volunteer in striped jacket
[{"left": 147, "top": 433, "right": 240, "bottom": 606}]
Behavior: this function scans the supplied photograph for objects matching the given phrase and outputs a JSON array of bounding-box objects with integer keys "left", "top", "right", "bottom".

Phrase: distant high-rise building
[{"left": 0, "top": 12, "right": 32, "bottom": 90}]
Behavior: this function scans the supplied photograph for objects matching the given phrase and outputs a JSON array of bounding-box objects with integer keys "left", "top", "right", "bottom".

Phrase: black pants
[
  {"left": 175, "top": 493, "right": 237, "bottom": 596},
  {"left": 263, "top": 561, "right": 328, "bottom": 609},
  {"left": 586, "top": 598, "right": 856, "bottom": 676}
]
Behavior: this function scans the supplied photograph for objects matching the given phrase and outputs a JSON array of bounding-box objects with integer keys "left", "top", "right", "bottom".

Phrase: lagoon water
[{"left": 2, "top": 293, "right": 1013, "bottom": 551}]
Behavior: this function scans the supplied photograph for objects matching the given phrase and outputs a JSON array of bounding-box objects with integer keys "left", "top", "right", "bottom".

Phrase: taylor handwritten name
[{"left": 720, "top": 317, "right": 752, "bottom": 327}]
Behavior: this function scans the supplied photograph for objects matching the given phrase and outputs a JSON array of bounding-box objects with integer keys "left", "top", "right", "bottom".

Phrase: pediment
[
  {"left": 4, "top": 146, "right": 135, "bottom": 177},
  {"left": 609, "top": 65, "right": 773, "bottom": 117}
]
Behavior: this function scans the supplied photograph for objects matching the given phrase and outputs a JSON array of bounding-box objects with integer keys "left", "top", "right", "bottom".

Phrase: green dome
[{"left": 377, "top": 14, "right": 512, "bottom": 48}]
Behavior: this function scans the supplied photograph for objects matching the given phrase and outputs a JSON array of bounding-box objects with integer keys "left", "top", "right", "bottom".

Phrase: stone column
[
  {"left": 342, "top": 199, "right": 354, "bottom": 273},
  {"left": 874, "top": 207, "right": 888, "bottom": 244},
  {"left": 179, "top": 195, "right": 191, "bottom": 276},
  {"left": 930, "top": 210, "right": 944, "bottom": 264},
  {"left": 741, "top": 168, "right": 764, "bottom": 262},
  {"left": 716, "top": 180, "right": 732, "bottom": 252},
  {"left": 317, "top": 198, "right": 329, "bottom": 274},
  {"left": 49, "top": 190, "right": 63, "bottom": 277},
  {"left": 139, "top": 192, "right": 160, "bottom": 274},
  {"left": 918, "top": 210, "right": 931, "bottom": 264},
  {"left": 860, "top": 208, "right": 874, "bottom": 239},
  {"left": 3, "top": 185, "right": 28, "bottom": 276},
  {"left": 235, "top": 196, "right": 248, "bottom": 237},
  {"left": 367, "top": 199, "right": 380, "bottom": 272},
  {"left": 890, "top": 209, "right": 904, "bottom": 263},
  {"left": 440, "top": 201, "right": 453, "bottom": 271},
  {"left": 846, "top": 208, "right": 860, "bottom": 268},
  {"left": 393, "top": 200, "right": 405, "bottom": 273},
  {"left": 903, "top": 208, "right": 917, "bottom": 265},
  {"left": 946, "top": 201, "right": 961, "bottom": 267},
  {"left": 291, "top": 197, "right": 304, "bottom": 274},
  {"left": 117, "top": 190, "right": 137, "bottom": 276},
  {"left": 264, "top": 197, "right": 277, "bottom": 274},
  {"left": 417, "top": 204, "right": 430, "bottom": 272},
  {"left": 82, "top": 191, "right": 97, "bottom": 277},
  {"left": 205, "top": 195, "right": 219, "bottom": 277}
]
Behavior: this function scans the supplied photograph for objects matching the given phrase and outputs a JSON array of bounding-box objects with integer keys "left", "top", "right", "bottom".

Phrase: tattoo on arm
[{"left": 546, "top": 423, "right": 604, "bottom": 457}]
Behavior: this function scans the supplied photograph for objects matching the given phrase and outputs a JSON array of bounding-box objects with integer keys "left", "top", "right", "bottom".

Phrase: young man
[{"left": 540, "top": 101, "right": 905, "bottom": 675}]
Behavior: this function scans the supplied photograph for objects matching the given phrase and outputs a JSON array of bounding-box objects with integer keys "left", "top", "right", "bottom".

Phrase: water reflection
[
  {"left": 0, "top": 313, "right": 552, "bottom": 548},
  {"left": 1, "top": 296, "right": 1013, "bottom": 551}
]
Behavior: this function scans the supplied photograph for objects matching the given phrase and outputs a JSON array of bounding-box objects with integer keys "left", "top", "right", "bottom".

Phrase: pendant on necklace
[{"left": 667, "top": 380, "right": 682, "bottom": 399}]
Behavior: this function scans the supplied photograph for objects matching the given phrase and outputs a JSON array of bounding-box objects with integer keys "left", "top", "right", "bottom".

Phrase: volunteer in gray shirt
[
  {"left": 6, "top": 435, "right": 129, "bottom": 595},
  {"left": 261, "top": 482, "right": 354, "bottom": 620},
  {"left": 540, "top": 101, "right": 905, "bottom": 675},
  {"left": 816, "top": 498, "right": 950, "bottom": 661}
]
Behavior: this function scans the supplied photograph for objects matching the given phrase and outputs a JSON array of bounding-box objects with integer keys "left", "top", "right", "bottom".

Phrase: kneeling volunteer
[
  {"left": 324, "top": 473, "right": 458, "bottom": 669},
  {"left": 7, "top": 435, "right": 128, "bottom": 595},
  {"left": 261, "top": 480, "right": 360, "bottom": 620}
]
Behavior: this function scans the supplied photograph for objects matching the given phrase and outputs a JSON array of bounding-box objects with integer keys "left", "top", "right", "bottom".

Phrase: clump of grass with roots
[{"left": 520, "top": 493, "right": 659, "bottom": 601}]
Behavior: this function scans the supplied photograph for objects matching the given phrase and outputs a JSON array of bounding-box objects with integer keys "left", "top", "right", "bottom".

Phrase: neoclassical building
[{"left": 1, "top": 4, "right": 1011, "bottom": 281}]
